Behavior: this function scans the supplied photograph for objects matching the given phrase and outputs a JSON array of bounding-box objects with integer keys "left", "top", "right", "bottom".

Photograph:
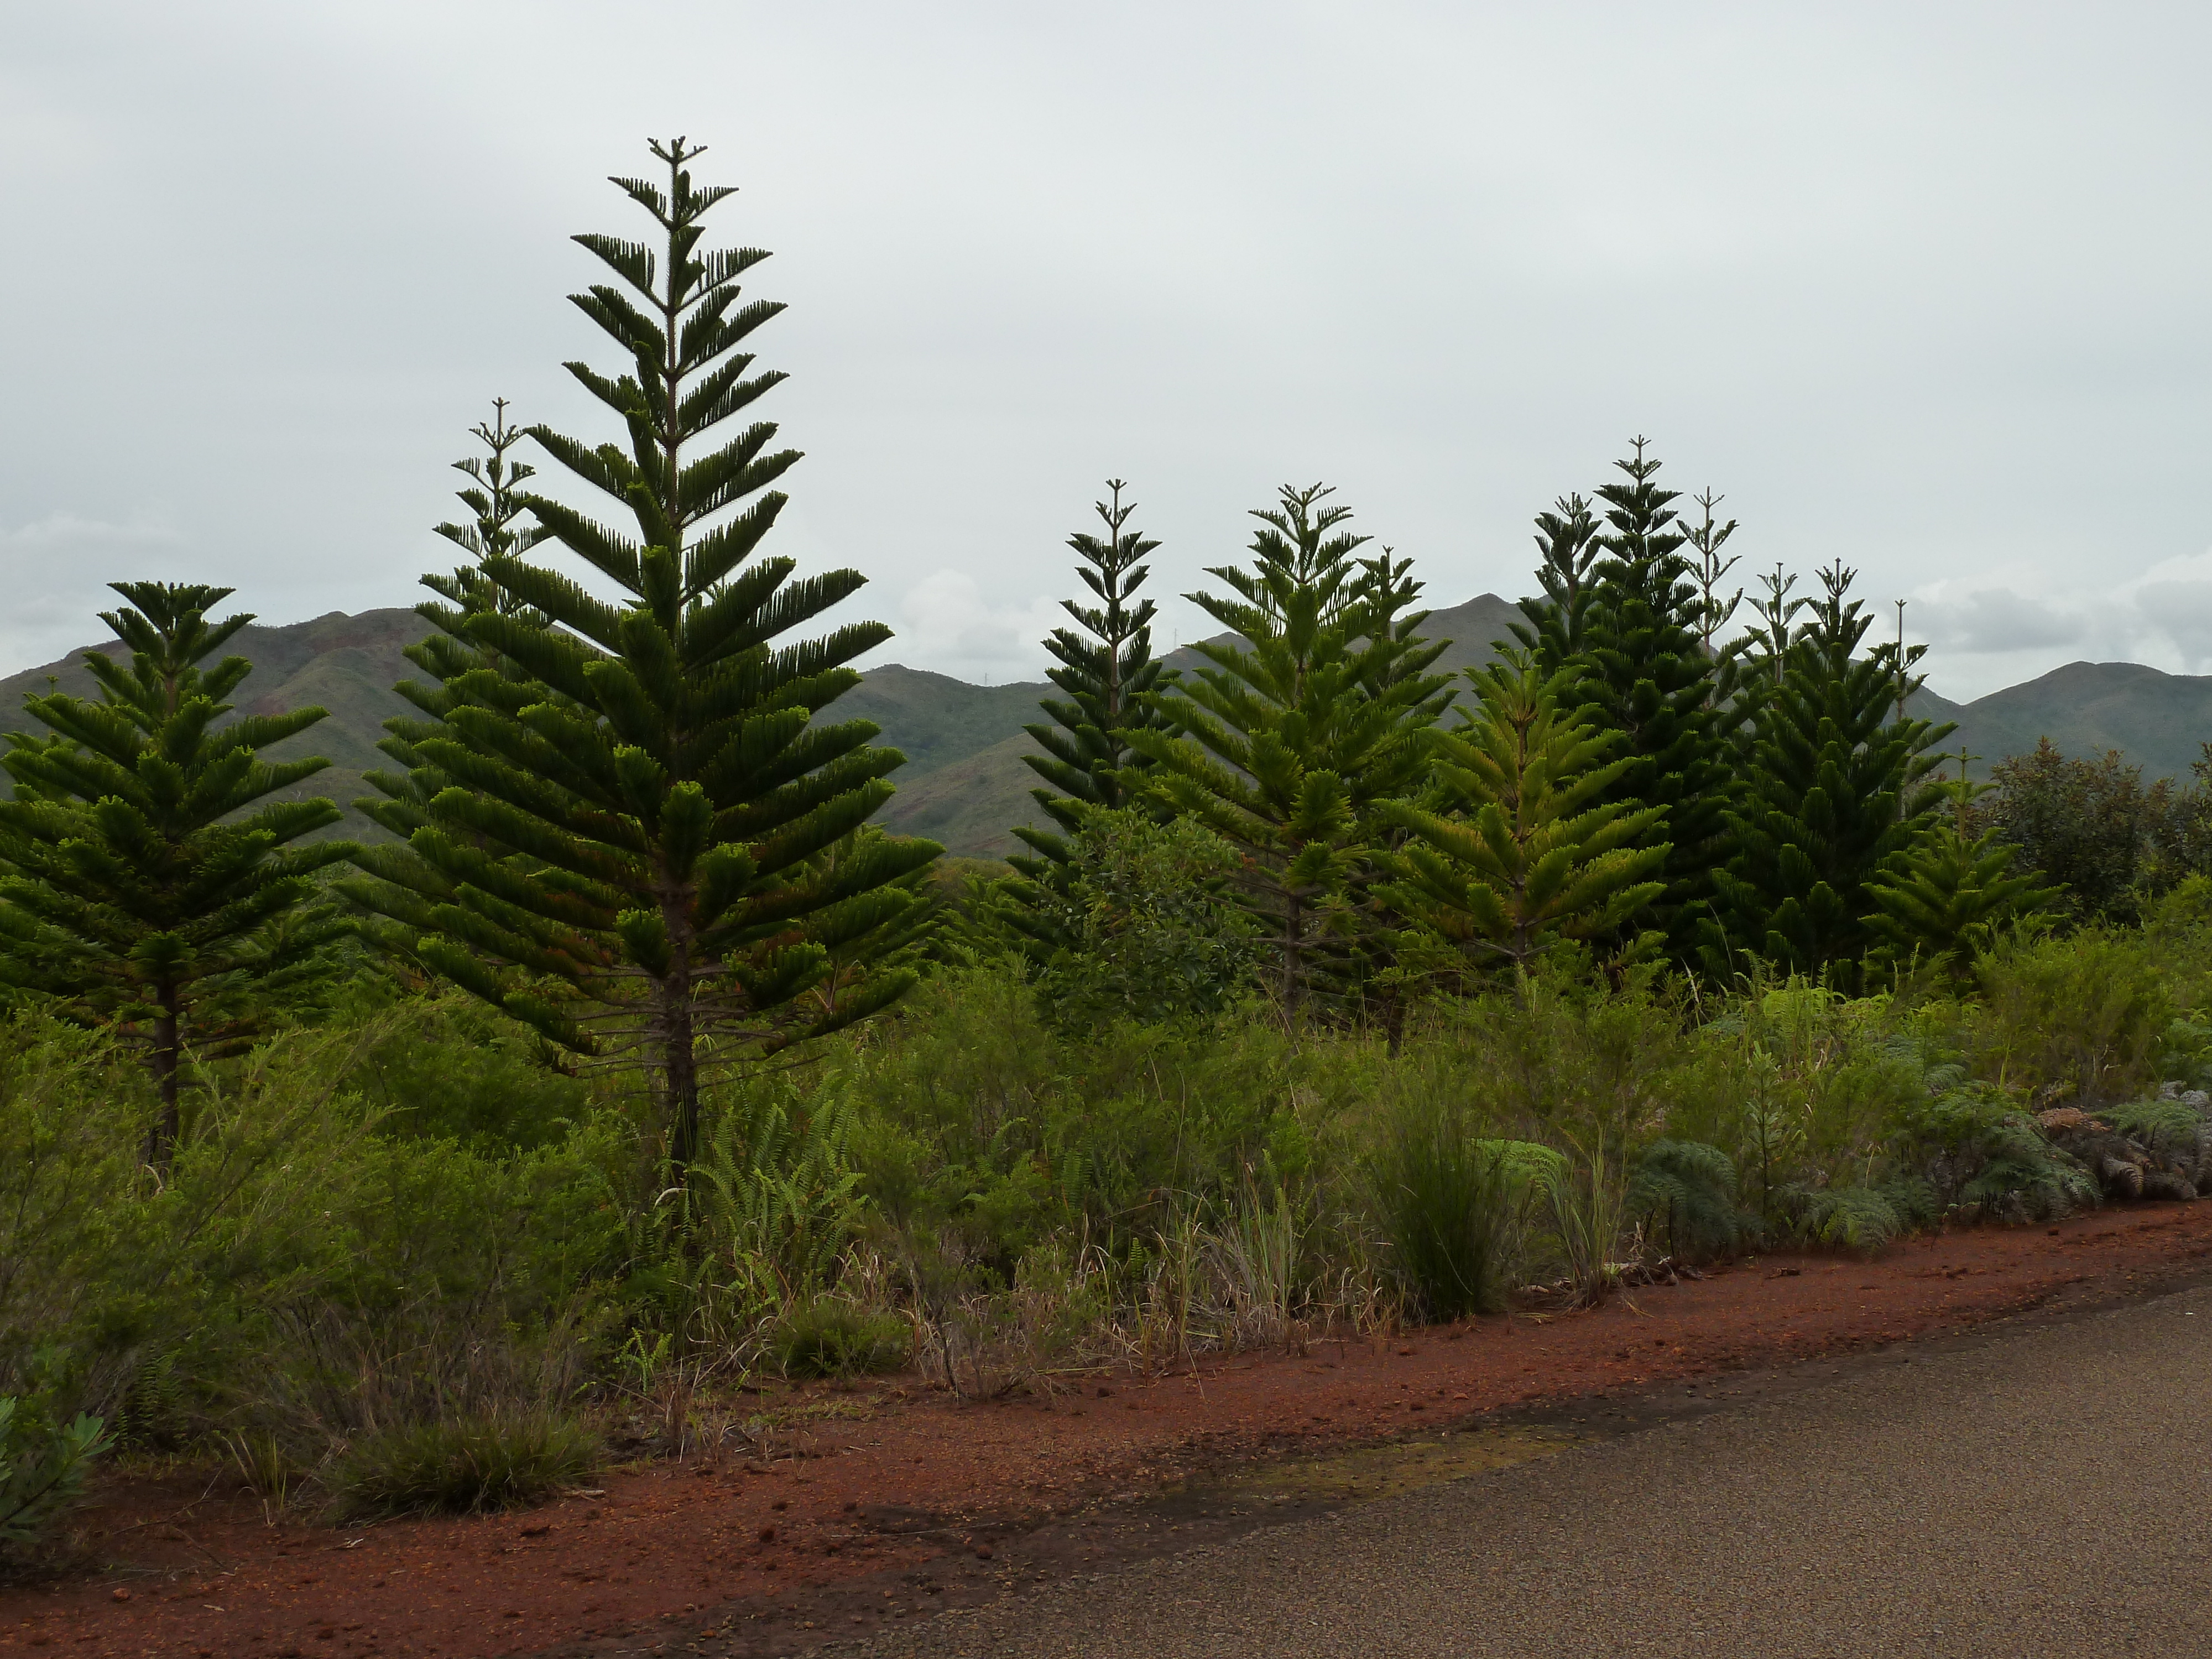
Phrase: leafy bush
[
  {"left": 0, "top": 1394, "right": 111, "bottom": 1553},
  {"left": 1970, "top": 928, "right": 2169, "bottom": 1103},
  {"left": 771, "top": 1298, "right": 911, "bottom": 1378},
  {"left": 342, "top": 993, "right": 589, "bottom": 1151},
  {"left": 326, "top": 1412, "right": 600, "bottom": 1520}
]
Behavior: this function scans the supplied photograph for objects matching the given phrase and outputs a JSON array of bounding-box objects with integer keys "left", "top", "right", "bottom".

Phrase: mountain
[
  {"left": 0, "top": 608, "right": 434, "bottom": 838},
  {"left": 869, "top": 592, "right": 1536, "bottom": 855},
  {"left": 4, "top": 597, "right": 2208, "bottom": 858},
  {"left": 1925, "top": 662, "right": 2212, "bottom": 785}
]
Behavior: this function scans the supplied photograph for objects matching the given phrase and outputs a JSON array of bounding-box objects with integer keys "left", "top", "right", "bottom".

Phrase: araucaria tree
[
  {"left": 355, "top": 401, "right": 552, "bottom": 853},
  {"left": 1709, "top": 561, "right": 1952, "bottom": 978},
  {"left": 1378, "top": 660, "right": 1670, "bottom": 969},
  {"left": 1516, "top": 442, "right": 1733, "bottom": 957},
  {"left": 0, "top": 585, "right": 352, "bottom": 1168},
  {"left": 1003, "top": 481, "right": 1181, "bottom": 938},
  {"left": 1126, "top": 484, "right": 1451, "bottom": 1022},
  {"left": 345, "top": 138, "right": 936, "bottom": 1170}
]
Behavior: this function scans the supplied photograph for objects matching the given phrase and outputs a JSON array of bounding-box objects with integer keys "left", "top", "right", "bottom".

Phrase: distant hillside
[
  {"left": 1930, "top": 662, "right": 2212, "bottom": 784},
  {"left": 872, "top": 593, "right": 1532, "bottom": 856},
  {"left": 0, "top": 608, "right": 432, "bottom": 837},
  {"left": 6, "top": 599, "right": 2207, "bottom": 859}
]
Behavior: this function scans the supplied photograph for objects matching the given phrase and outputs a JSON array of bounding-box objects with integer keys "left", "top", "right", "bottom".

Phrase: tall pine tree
[
  {"left": 1708, "top": 561, "right": 1952, "bottom": 979},
  {"left": 356, "top": 401, "right": 554, "bottom": 857},
  {"left": 1004, "top": 482, "right": 1180, "bottom": 902},
  {"left": 1126, "top": 484, "right": 1451, "bottom": 1022},
  {"left": 344, "top": 138, "right": 936, "bottom": 1170},
  {"left": 0, "top": 585, "right": 352, "bottom": 1168},
  {"left": 1525, "top": 441, "right": 1731, "bottom": 958}
]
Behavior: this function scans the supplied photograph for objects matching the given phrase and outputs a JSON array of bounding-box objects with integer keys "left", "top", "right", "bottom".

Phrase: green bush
[
  {"left": 342, "top": 994, "right": 589, "bottom": 1152},
  {"left": 771, "top": 1298, "right": 912, "bottom": 1379},
  {"left": 326, "top": 1412, "right": 600, "bottom": 1520},
  {"left": 0, "top": 1394, "right": 111, "bottom": 1554},
  {"left": 1970, "top": 928, "right": 2169, "bottom": 1103}
]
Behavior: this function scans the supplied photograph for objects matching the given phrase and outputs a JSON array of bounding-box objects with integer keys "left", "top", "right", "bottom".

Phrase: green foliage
[
  {"left": 1127, "top": 483, "right": 1451, "bottom": 1020},
  {"left": 770, "top": 1297, "right": 911, "bottom": 1378},
  {"left": 1885, "top": 1083, "right": 2094, "bottom": 1221},
  {"left": 1027, "top": 807, "right": 1261, "bottom": 1029},
  {"left": 1709, "top": 561, "right": 1952, "bottom": 979},
  {"left": 342, "top": 138, "right": 936, "bottom": 1171},
  {"left": 342, "top": 993, "right": 589, "bottom": 1151},
  {"left": 0, "top": 1392, "right": 112, "bottom": 1553},
  {"left": 354, "top": 401, "right": 555, "bottom": 857},
  {"left": 1787, "top": 1183, "right": 1907, "bottom": 1253},
  {"left": 1520, "top": 441, "right": 1731, "bottom": 958},
  {"left": 1968, "top": 927, "right": 2170, "bottom": 1103},
  {"left": 327, "top": 1411, "right": 599, "bottom": 1520},
  {"left": 1627, "top": 1139, "right": 1746, "bottom": 1261},
  {"left": 1864, "top": 823, "right": 2059, "bottom": 979},
  {"left": 634, "top": 1078, "right": 868, "bottom": 1354},
  {"left": 2099, "top": 1098, "right": 2203, "bottom": 1160},
  {"left": 0, "top": 1010, "right": 627, "bottom": 1472},
  {"left": 1974, "top": 740, "right": 2198, "bottom": 924},
  {"left": 1006, "top": 481, "right": 1182, "bottom": 936},
  {"left": 1365, "top": 1095, "right": 1511, "bottom": 1319},
  {"left": 0, "top": 583, "right": 353, "bottom": 1166},
  {"left": 1379, "top": 659, "right": 1668, "bottom": 969}
]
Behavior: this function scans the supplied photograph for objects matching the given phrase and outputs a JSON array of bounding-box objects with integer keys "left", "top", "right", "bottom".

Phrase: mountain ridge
[{"left": 3, "top": 600, "right": 2204, "bottom": 856}]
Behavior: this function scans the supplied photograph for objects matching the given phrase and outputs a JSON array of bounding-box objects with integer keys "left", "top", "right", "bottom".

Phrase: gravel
[{"left": 847, "top": 1284, "right": 2212, "bottom": 1657}]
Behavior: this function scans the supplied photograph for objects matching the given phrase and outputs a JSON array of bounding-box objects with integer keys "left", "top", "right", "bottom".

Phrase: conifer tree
[
  {"left": 1125, "top": 484, "right": 1450, "bottom": 1022},
  {"left": 1019, "top": 481, "right": 1177, "bottom": 823},
  {"left": 1865, "top": 753, "right": 2057, "bottom": 979},
  {"left": 0, "top": 585, "right": 352, "bottom": 1168},
  {"left": 1002, "top": 482, "right": 1181, "bottom": 940},
  {"left": 356, "top": 402, "right": 554, "bottom": 855},
  {"left": 1524, "top": 441, "right": 1732, "bottom": 957},
  {"left": 1507, "top": 494, "right": 1603, "bottom": 667},
  {"left": 1709, "top": 562, "right": 1953, "bottom": 978},
  {"left": 345, "top": 139, "right": 936, "bottom": 1171},
  {"left": 1378, "top": 660, "right": 1669, "bottom": 969},
  {"left": 1682, "top": 487, "right": 1741, "bottom": 662}
]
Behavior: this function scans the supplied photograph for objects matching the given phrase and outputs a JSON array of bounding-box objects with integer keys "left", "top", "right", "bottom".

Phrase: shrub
[
  {"left": 326, "top": 1412, "right": 599, "bottom": 1520},
  {"left": 770, "top": 1298, "right": 911, "bottom": 1379},
  {"left": 1970, "top": 928, "right": 2169, "bottom": 1103},
  {"left": 0, "top": 1394, "right": 111, "bottom": 1554}
]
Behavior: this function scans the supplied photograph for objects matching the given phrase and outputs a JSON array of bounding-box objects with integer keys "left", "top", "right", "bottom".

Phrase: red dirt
[{"left": 11, "top": 1202, "right": 2212, "bottom": 1659}]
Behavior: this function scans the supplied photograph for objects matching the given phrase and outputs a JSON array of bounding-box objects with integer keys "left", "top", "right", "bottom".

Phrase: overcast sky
[{"left": 4, "top": 2, "right": 2208, "bottom": 701}]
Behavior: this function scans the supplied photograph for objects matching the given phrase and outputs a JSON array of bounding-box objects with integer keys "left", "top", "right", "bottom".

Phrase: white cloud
[
  {"left": 1900, "top": 549, "right": 2212, "bottom": 697},
  {"left": 876, "top": 570, "right": 1066, "bottom": 685},
  {"left": 1915, "top": 587, "right": 2089, "bottom": 654}
]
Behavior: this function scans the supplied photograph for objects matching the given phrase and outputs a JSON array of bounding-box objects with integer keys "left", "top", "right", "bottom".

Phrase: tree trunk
[
  {"left": 660, "top": 890, "right": 701, "bottom": 1177},
  {"left": 143, "top": 980, "right": 181, "bottom": 1174}
]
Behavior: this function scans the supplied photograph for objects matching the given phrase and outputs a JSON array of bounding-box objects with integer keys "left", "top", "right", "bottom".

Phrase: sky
[{"left": 3, "top": 2, "right": 2209, "bottom": 702}]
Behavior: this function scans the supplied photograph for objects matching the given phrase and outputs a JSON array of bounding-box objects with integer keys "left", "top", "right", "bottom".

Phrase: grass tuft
[{"left": 327, "top": 1412, "right": 599, "bottom": 1520}]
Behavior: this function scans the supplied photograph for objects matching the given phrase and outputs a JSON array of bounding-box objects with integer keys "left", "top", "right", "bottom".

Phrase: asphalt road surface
[{"left": 850, "top": 1283, "right": 2212, "bottom": 1657}]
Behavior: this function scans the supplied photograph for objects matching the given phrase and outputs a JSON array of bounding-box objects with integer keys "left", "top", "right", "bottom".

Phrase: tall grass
[{"left": 1367, "top": 1097, "right": 1512, "bottom": 1320}]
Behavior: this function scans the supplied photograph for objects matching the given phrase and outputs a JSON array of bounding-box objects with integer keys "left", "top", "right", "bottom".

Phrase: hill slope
[{"left": 3, "top": 601, "right": 2206, "bottom": 858}]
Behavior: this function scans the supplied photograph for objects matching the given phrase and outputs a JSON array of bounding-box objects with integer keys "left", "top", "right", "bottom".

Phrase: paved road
[{"left": 851, "top": 1284, "right": 2212, "bottom": 1657}]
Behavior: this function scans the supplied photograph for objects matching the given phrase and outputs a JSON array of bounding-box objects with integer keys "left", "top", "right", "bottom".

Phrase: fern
[
  {"left": 1629, "top": 1140, "right": 1748, "bottom": 1260},
  {"left": 1787, "top": 1183, "right": 1903, "bottom": 1252},
  {"left": 2101, "top": 1099, "right": 2201, "bottom": 1158}
]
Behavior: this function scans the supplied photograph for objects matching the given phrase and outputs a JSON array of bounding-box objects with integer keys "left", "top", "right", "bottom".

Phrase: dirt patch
[{"left": 9, "top": 1201, "right": 2212, "bottom": 1658}]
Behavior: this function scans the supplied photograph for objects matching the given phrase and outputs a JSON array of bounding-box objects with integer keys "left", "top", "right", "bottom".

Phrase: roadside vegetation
[{"left": 8, "top": 137, "right": 2212, "bottom": 1567}]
